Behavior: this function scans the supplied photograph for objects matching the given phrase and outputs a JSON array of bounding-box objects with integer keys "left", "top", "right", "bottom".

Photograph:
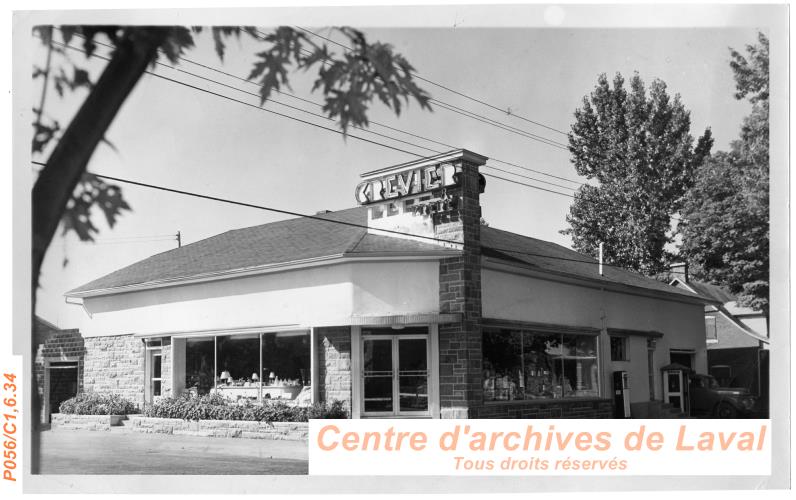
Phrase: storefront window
[
  {"left": 483, "top": 328, "right": 600, "bottom": 401},
  {"left": 261, "top": 331, "right": 311, "bottom": 402},
  {"left": 185, "top": 338, "right": 214, "bottom": 395},
  {"left": 181, "top": 331, "right": 312, "bottom": 404},
  {"left": 522, "top": 333, "right": 559, "bottom": 399},
  {"left": 482, "top": 329, "right": 522, "bottom": 401}
]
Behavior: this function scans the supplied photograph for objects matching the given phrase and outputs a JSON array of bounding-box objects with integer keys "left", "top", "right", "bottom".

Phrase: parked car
[{"left": 689, "top": 373, "right": 759, "bottom": 418}]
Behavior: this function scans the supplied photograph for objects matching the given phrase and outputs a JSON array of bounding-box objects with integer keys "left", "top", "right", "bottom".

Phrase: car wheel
[{"left": 714, "top": 402, "right": 738, "bottom": 418}]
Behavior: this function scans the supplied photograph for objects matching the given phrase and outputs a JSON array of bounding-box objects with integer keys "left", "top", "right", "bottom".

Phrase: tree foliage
[
  {"left": 31, "top": 25, "right": 431, "bottom": 278},
  {"left": 563, "top": 72, "right": 713, "bottom": 274},
  {"left": 679, "top": 33, "right": 769, "bottom": 316}
]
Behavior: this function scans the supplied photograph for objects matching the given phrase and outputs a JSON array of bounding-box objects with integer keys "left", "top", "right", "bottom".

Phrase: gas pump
[{"left": 612, "top": 371, "right": 631, "bottom": 418}]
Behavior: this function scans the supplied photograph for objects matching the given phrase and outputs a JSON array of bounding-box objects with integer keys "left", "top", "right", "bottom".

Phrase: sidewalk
[{"left": 38, "top": 428, "right": 308, "bottom": 475}]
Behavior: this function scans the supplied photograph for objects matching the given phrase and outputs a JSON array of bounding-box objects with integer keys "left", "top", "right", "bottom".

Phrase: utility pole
[
  {"left": 176, "top": 231, "right": 182, "bottom": 248},
  {"left": 598, "top": 242, "right": 604, "bottom": 276}
]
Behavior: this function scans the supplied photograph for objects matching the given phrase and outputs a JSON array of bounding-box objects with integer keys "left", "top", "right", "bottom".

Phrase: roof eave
[
  {"left": 483, "top": 255, "right": 718, "bottom": 307},
  {"left": 65, "top": 250, "right": 457, "bottom": 299}
]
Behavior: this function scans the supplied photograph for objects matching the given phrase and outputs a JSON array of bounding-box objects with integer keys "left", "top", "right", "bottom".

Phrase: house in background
[{"left": 669, "top": 263, "right": 769, "bottom": 415}]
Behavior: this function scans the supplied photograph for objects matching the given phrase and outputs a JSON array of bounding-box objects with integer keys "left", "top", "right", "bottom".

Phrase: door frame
[
  {"left": 351, "top": 325, "right": 439, "bottom": 419},
  {"left": 144, "top": 344, "right": 163, "bottom": 403},
  {"left": 663, "top": 369, "right": 686, "bottom": 412},
  {"left": 43, "top": 358, "right": 80, "bottom": 423}
]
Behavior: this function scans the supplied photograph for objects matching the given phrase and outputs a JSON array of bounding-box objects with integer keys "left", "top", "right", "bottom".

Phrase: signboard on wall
[{"left": 355, "top": 163, "right": 458, "bottom": 205}]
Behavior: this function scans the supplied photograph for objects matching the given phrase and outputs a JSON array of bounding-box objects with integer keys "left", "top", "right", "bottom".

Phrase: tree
[
  {"left": 29, "top": 24, "right": 431, "bottom": 473},
  {"left": 563, "top": 72, "right": 713, "bottom": 274},
  {"left": 679, "top": 33, "right": 769, "bottom": 317},
  {"left": 32, "top": 25, "right": 432, "bottom": 298}
]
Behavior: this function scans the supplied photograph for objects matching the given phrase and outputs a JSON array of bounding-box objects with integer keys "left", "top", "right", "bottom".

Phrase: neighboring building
[
  {"left": 33, "top": 316, "right": 84, "bottom": 423},
  {"left": 63, "top": 150, "right": 714, "bottom": 419},
  {"left": 669, "top": 265, "right": 769, "bottom": 414}
]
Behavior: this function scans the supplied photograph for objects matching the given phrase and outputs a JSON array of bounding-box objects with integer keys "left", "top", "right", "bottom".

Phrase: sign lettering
[{"left": 355, "top": 163, "right": 457, "bottom": 205}]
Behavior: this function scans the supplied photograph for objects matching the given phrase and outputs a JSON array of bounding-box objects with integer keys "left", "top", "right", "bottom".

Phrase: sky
[{"left": 31, "top": 23, "right": 761, "bottom": 328}]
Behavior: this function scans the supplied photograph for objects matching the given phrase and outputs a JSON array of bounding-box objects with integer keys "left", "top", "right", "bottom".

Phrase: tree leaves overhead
[
  {"left": 61, "top": 173, "right": 131, "bottom": 242},
  {"left": 33, "top": 24, "right": 431, "bottom": 253},
  {"left": 247, "top": 26, "right": 432, "bottom": 133},
  {"left": 679, "top": 33, "right": 769, "bottom": 317},
  {"left": 563, "top": 72, "right": 713, "bottom": 275}
]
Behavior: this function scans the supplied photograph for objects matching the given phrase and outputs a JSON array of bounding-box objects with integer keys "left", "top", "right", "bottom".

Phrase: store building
[{"left": 64, "top": 149, "right": 714, "bottom": 418}]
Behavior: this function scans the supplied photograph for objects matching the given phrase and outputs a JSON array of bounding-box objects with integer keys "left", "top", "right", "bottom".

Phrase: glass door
[
  {"left": 397, "top": 337, "right": 428, "bottom": 414},
  {"left": 362, "top": 333, "right": 429, "bottom": 417},
  {"left": 362, "top": 337, "right": 394, "bottom": 414}
]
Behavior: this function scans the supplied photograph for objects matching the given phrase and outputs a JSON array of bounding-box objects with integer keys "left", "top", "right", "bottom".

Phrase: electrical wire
[
  {"left": 59, "top": 27, "right": 584, "bottom": 186},
  {"left": 39, "top": 36, "right": 684, "bottom": 225},
  {"left": 280, "top": 29, "right": 571, "bottom": 151},
  {"left": 294, "top": 26, "right": 570, "bottom": 137},
  {"left": 49, "top": 38, "right": 581, "bottom": 199},
  {"left": 30, "top": 160, "right": 669, "bottom": 274}
]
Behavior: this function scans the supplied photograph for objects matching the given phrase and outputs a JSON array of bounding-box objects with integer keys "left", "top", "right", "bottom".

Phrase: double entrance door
[{"left": 361, "top": 330, "right": 429, "bottom": 417}]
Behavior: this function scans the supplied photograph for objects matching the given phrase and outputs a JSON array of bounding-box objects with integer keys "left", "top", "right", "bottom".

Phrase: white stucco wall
[
  {"left": 78, "top": 260, "right": 440, "bottom": 337},
  {"left": 482, "top": 268, "right": 708, "bottom": 403}
]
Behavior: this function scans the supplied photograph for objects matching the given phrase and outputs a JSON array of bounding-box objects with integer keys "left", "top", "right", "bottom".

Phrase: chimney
[
  {"left": 352, "top": 150, "right": 489, "bottom": 419},
  {"left": 355, "top": 149, "right": 488, "bottom": 249},
  {"left": 670, "top": 262, "right": 689, "bottom": 283}
]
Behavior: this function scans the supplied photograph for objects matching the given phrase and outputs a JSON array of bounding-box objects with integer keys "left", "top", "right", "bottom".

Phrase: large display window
[
  {"left": 483, "top": 327, "right": 599, "bottom": 401},
  {"left": 185, "top": 337, "right": 214, "bottom": 395},
  {"left": 181, "top": 330, "right": 311, "bottom": 404}
]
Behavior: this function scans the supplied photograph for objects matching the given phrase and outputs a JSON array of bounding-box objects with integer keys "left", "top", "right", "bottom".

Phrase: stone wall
[
  {"left": 83, "top": 334, "right": 146, "bottom": 407},
  {"left": 473, "top": 399, "right": 614, "bottom": 419},
  {"left": 316, "top": 326, "right": 352, "bottom": 411},
  {"left": 50, "top": 413, "right": 121, "bottom": 431},
  {"left": 130, "top": 417, "right": 308, "bottom": 441},
  {"left": 437, "top": 158, "right": 484, "bottom": 419}
]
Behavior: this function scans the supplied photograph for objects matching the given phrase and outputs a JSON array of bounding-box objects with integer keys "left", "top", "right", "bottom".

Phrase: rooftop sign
[{"left": 355, "top": 163, "right": 457, "bottom": 205}]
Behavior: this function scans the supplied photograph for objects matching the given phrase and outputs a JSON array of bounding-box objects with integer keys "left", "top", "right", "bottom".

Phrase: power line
[
  {"left": 31, "top": 159, "right": 661, "bottom": 272},
  {"left": 482, "top": 165, "right": 576, "bottom": 192},
  {"left": 294, "top": 26, "right": 570, "bottom": 137},
  {"left": 49, "top": 38, "right": 580, "bottom": 199},
  {"left": 50, "top": 39, "right": 428, "bottom": 159},
  {"left": 60, "top": 27, "right": 583, "bottom": 186},
  {"left": 41, "top": 37, "right": 682, "bottom": 223},
  {"left": 281, "top": 31, "right": 571, "bottom": 151}
]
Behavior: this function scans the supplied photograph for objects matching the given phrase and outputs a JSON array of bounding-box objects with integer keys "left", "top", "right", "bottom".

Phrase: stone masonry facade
[
  {"left": 83, "top": 334, "right": 146, "bottom": 407},
  {"left": 436, "top": 158, "right": 485, "bottom": 419},
  {"left": 316, "top": 326, "right": 352, "bottom": 413}
]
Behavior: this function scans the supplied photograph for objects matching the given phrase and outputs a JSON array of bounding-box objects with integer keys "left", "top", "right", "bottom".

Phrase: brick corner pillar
[{"left": 437, "top": 149, "right": 487, "bottom": 419}]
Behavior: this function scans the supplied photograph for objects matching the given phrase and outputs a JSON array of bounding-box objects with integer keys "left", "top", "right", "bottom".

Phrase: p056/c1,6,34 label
[{"left": 2, "top": 373, "right": 18, "bottom": 482}]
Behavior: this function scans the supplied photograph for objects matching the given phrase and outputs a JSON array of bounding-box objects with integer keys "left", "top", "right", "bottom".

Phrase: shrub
[
  {"left": 59, "top": 393, "right": 138, "bottom": 415},
  {"left": 143, "top": 393, "right": 348, "bottom": 422}
]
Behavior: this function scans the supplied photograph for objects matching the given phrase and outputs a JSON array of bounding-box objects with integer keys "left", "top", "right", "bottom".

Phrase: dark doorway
[
  {"left": 48, "top": 361, "right": 78, "bottom": 421},
  {"left": 669, "top": 351, "right": 694, "bottom": 369},
  {"left": 758, "top": 349, "right": 769, "bottom": 418}
]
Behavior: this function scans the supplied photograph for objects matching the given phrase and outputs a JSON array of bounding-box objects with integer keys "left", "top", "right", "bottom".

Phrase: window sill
[{"left": 483, "top": 396, "right": 609, "bottom": 406}]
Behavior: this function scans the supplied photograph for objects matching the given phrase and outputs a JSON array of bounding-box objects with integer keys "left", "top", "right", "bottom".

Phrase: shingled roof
[
  {"left": 67, "top": 206, "right": 709, "bottom": 303},
  {"left": 480, "top": 226, "right": 708, "bottom": 301}
]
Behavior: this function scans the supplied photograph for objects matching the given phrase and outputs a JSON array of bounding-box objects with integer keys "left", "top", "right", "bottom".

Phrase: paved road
[{"left": 38, "top": 428, "right": 308, "bottom": 475}]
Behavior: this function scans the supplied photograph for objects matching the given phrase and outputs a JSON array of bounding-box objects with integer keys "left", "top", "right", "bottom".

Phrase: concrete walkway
[{"left": 39, "top": 428, "right": 308, "bottom": 475}]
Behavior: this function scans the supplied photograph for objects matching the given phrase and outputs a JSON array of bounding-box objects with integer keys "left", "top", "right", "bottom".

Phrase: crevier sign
[{"left": 355, "top": 163, "right": 458, "bottom": 205}]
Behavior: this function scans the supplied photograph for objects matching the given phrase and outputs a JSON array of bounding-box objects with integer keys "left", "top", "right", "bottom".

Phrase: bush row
[
  {"left": 59, "top": 392, "right": 139, "bottom": 415},
  {"left": 142, "top": 392, "right": 348, "bottom": 422}
]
